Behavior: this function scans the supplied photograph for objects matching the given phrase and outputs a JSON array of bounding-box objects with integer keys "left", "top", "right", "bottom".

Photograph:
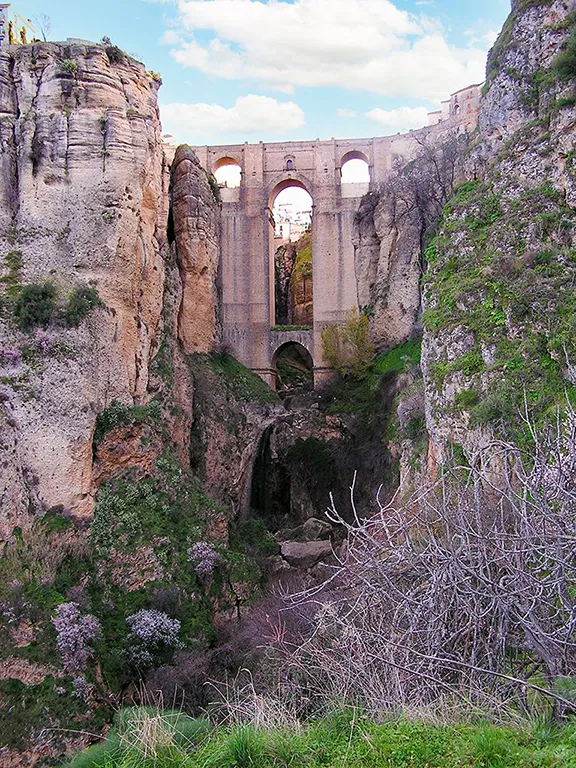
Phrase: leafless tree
[
  {"left": 268, "top": 411, "right": 576, "bottom": 721},
  {"left": 378, "top": 130, "right": 466, "bottom": 258},
  {"left": 34, "top": 13, "right": 52, "bottom": 42}
]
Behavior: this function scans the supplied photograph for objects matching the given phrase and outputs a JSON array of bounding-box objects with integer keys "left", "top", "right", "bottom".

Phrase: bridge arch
[
  {"left": 212, "top": 155, "right": 242, "bottom": 173},
  {"left": 340, "top": 149, "right": 370, "bottom": 166},
  {"left": 212, "top": 156, "right": 242, "bottom": 190},
  {"left": 271, "top": 340, "right": 314, "bottom": 394},
  {"left": 267, "top": 173, "right": 314, "bottom": 208},
  {"left": 340, "top": 151, "right": 371, "bottom": 194},
  {"left": 269, "top": 177, "right": 314, "bottom": 329}
]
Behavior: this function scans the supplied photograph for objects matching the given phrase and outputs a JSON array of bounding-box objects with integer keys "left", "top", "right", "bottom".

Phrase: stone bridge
[{"left": 193, "top": 85, "right": 480, "bottom": 388}]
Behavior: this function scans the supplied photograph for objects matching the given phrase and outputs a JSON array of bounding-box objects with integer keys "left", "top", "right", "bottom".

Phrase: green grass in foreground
[{"left": 66, "top": 708, "right": 576, "bottom": 768}]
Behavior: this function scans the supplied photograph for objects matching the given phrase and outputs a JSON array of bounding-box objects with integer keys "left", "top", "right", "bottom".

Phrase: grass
[
  {"left": 372, "top": 338, "right": 422, "bottom": 376},
  {"left": 66, "top": 708, "right": 576, "bottom": 767},
  {"left": 0, "top": 250, "right": 23, "bottom": 300},
  {"left": 93, "top": 398, "right": 163, "bottom": 446},
  {"left": 204, "top": 352, "right": 279, "bottom": 405},
  {"left": 422, "top": 170, "right": 576, "bottom": 448}
]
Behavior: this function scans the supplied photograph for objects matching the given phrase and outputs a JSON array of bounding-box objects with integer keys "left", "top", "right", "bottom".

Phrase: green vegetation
[
  {"left": 0, "top": 249, "right": 23, "bottom": 300},
  {"left": 321, "top": 307, "right": 374, "bottom": 380},
  {"left": 291, "top": 231, "right": 312, "bottom": 283},
  {"left": 553, "top": 25, "right": 576, "bottom": 80},
  {"left": 230, "top": 519, "right": 279, "bottom": 558},
  {"left": 424, "top": 170, "right": 576, "bottom": 445},
  {"left": 373, "top": 338, "right": 422, "bottom": 376},
  {"left": 93, "top": 398, "right": 163, "bottom": 446},
  {"left": 105, "top": 45, "right": 125, "bottom": 64},
  {"left": 59, "top": 58, "right": 78, "bottom": 76},
  {"left": 0, "top": 677, "right": 105, "bottom": 753},
  {"left": 208, "top": 173, "right": 222, "bottom": 202},
  {"left": 63, "top": 285, "right": 102, "bottom": 327},
  {"left": 324, "top": 338, "right": 421, "bottom": 418},
  {"left": 67, "top": 707, "right": 576, "bottom": 768},
  {"left": 205, "top": 351, "right": 279, "bottom": 405},
  {"left": 271, "top": 325, "right": 312, "bottom": 332},
  {"left": 13, "top": 281, "right": 56, "bottom": 331},
  {"left": 454, "top": 389, "right": 479, "bottom": 410}
]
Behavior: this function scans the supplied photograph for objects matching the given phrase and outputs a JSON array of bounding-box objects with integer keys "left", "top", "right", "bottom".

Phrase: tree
[
  {"left": 34, "top": 13, "right": 52, "bottom": 42},
  {"left": 321, "top": 307, "right": 374, "bottom": 379},
  {"left": 274, "top": 413, "right": 576, "bottom": 720}
]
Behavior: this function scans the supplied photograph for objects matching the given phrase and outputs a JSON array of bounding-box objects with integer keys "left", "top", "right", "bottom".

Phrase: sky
[{"left": 15, "top": 0, "right": 511, "bottom": 146}]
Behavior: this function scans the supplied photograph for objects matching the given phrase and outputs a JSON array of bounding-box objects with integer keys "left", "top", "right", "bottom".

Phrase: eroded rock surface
[
  {"left": 0, "top": 43, "right": 168, "bottom": 531},
  {"left": 172, "top": 146, "right": 221, "bottom": 354}
]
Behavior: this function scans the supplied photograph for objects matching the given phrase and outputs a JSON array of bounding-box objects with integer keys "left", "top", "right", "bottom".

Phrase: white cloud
[
  {"left": 160, "top": 94, "right": 305, "bottom": 142},
  {"left": 337, "top": 108, "right": 358, "bottom": 118},
  {"left": 366, "top": 106, "right": 430, "bottom": 133},
  {"left": 165, "top": 0, "right": 489, "bottom": 102}
]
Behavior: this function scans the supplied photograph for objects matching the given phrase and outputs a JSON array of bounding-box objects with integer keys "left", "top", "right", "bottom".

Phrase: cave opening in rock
[
  {"left": 270, "top": 183, "right": 313, "bottom": 328},
  {"left": 273, "top": 341, "right": 314, "bottom": 396}
]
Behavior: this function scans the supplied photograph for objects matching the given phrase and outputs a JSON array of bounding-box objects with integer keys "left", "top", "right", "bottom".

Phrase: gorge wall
[
  {"left": 421, "top": 0, "right": 576, "bottom": 465},
  {"left": 0, "top": 42, "right": 168, "bottom": 535},
  {"left": 2, "top": 0, "right": 576, "bottom": 761}
]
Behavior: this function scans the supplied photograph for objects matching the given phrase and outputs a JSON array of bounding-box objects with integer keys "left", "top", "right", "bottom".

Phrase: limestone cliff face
[
  {"left": 172, "top": 146, "right": 221, "bottom": 354},
  {"left": 421, "top": 0, "right": 576, "bottom": 464},
  {"left": 0, "top": 42, "right": 169, "bottom": 534},
  {"left": 354, "top": 130, "right": 465, "bottom": 351},
  {"left": 354, "top": 189, "right": 423, "bottom": 349}
]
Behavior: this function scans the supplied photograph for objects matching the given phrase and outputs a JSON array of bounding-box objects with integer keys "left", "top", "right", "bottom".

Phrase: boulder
[{"left": 280, "top": 539, "right": 332, "bottom": 568}]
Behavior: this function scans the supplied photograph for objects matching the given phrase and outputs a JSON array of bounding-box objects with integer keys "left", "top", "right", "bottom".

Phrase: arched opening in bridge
[
  {"left": 213, "top": 157, "right": 241, "bottom": 188},
  {"left": 341, "top": 151, "right": 370, "bottom": 185},
  {"left": 273, "top": 341, "right": 314, "bottom": 396},
  {"left": 270, "top": 182, "right": 313, "bottom": 328}
]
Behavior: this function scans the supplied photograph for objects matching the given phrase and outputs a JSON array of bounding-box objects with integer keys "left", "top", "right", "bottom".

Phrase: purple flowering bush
[
  {"left": 52, "top": 602, "right": 101, "bottom": 674},
  {"left": 34, "top": 328, "right": 56, "bottom": 355},
  {"left": 125, "top": 609, "right": 181, "bottom": 668},
  {"left": 0, "top": 347, "right": 21, "bottom": 364},
  {"left": 187, "top": 541, "right": 219, "bottom": 579},
  {"left": 72, "top": 676, "right": 95, "bottom": 701}
]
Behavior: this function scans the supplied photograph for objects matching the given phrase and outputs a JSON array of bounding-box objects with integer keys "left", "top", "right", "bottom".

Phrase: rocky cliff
[
  {"left": 2, "top": 2, "right": 576, "bottom": 762},
  {"left": 353, "top": 129, "right": 465, "bottom": 352},
  {"left": 421, "top": 0, "right": 576, "bottom": 464},
  {"left": 0, "top": 42, "right": 169, "bottom": 535}
]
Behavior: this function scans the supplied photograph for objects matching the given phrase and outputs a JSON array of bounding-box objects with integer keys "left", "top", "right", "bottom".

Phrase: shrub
[
  {"left": 187, "top": 541, "right": 219, "bottom": 579},
  {"left": 0, "top": 347, "right": 21, "bottom": 364},
  {"left": 125, "top": 609, "right": 181, "bottom": 669},
  {"left": 146, "top": 70, "right": 163, "bottom": 84},
  {"left": 321, "top": 307, "right": 374, "bottom": 379},
  {"left": 208, "top": 173, "right": 221, "bottom": 202},
  {"left": 13, "top": 282, "right": 56, "bottom": 331},
  {"left": 105, "top": 45, "right": 125, "bottom": 64},
  {"left": 553, "top": 28, "right": 576, "bottom": 80},
  {"left": 59, "top": 58, "right": 78, "bottom": 76},
  {"left": 63, "top": 285, "right": 102, "bottom": 327},
  {"left": 52, "top": 602, "right": 101, "bottom": 674},
  {"left": 454, "top": 389, "right": 479, "bottom": 410},
  {"left": 93, "top": 398, "right": 161, "bottom": 446}
]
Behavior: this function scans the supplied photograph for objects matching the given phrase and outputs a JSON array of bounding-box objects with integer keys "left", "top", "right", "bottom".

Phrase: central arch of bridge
[{"left": 192, "top": 133, "right": 423, "bottom": 388}]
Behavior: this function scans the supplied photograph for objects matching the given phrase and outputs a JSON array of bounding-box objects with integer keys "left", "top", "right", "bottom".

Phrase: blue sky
[{"left": 18, "top": 0, "right": 510, "bottom": 145}]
